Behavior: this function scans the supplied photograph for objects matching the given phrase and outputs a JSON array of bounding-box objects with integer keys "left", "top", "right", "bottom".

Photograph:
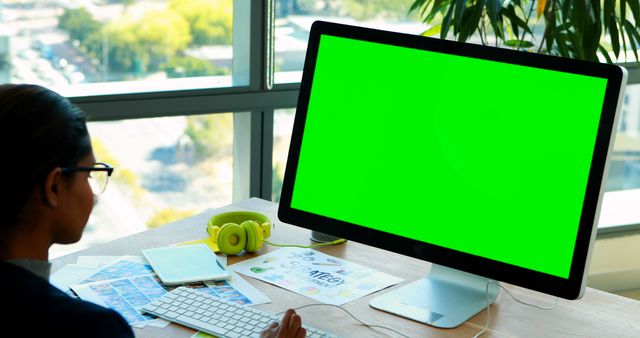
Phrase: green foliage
[
  {"left": 137, "top": 10, "right": 192, "bottom": 68},
  {"left": 58, "top": 8, "right": 102, "bottom": 43},
  {"left": 147, "top": 208, "right": 196, "bottom": 228},
  {"left": 183, "top": 114, "right": 233, "bottom": 159},
  {"left": 170, "top": 0, "right": 233, "bottom": 46},
  {"left": 410, "top": 0, "right": 640, "bottom": 62},
  {"left": 164, "top": 55, "right": 228, "bottom": 78},
  {"left": 104, "top": 18, "right": 147, "bottom": 73},
  {"left": 57, "top": 2, "right": 232, "bottom": 76}
]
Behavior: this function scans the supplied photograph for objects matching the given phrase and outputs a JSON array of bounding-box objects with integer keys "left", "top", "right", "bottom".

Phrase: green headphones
[
  {"left": 207, "top": 211, "right": 272, "bottom": 255},
  {"left": 202, "top": 211, "right": 346, "bottom": 255}
]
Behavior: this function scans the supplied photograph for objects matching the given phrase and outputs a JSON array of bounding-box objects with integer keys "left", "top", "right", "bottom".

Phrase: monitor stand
[{"left": 369, "top": 264, "right": 499, "bottom": 328}]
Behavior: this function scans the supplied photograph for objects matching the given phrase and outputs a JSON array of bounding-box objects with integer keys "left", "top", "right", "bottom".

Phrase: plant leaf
[
  {"left": 556, "top": 33, "right": 570, "bottom": 57},
  {"left": 459, "top": 2, "right": 484, "bottom": 42},
  {"left": 561, "top": 0, "right": 571, "bottom": 19},
  {"left": 425, "top": 0, "right": 445, "bottom": 20},
  {"left": 486, "top": 0, "right": 501, "bottom": 22},
  {"left": 583, "top": 1, "right": 602, "bottom": 61},
  {"left": 623, "top": 19, "right": 640, "bottom": 61},
  {"left": 503, "top": 5, "right": 518, "bottom": 37},
  {"left": 537, "top": 0, "right": 547, "bottom": 18},
  {"left": 609, "top": 19, "right": 620, "bottom": 57},
  {"left": 503, "top": 5, "right": 532, "bottom": 35},
  {"left": 486, "top": 0, "right": 505, "bottom": 39},
  {"left": 567, "top": 30, "right": 584, "bottom": 59},
  {"left": 545, "top": 14, "right": 557, "bottom": 53},
  {"left": 604, "top": 0, "right": 614, "bottom": 31},
  {"left": 422, "top": 24, "right": 442, "bottom": 36},
  {"left": 425, "top": 0, "right": 448, "bottom": 22},
  {"left": 409, "top": 0, "right": 426, "bottom": 12},
  {"left": 628, "top": 0, "right": 640, "bottom": 28},
  {"left": 573, "top": 0, "right": 587, "bottom": 37},
  {"left": 598, "top": 45, "right": 614, "bottom": 63},
  {"left": 619, "top": 18, "right": 629, "bottom": 62},
  {"left": 568, "top": 0, "right": 588, "bottom": 60},
  {"left": 441, "top": 2, "right": 456, "bottom": 39},
  {"left": 455, "top": 0, "right": 467, "bottom": 27},
  {"left": 504, "top": 39, "right": 534, "bottom": 47}
]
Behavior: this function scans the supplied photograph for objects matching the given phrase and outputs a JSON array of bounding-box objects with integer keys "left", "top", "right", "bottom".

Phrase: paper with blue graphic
[
  {"left": 231, "top": 247, "right": 403, "bottom": 305},
  {"left": 68, "top": 256, "right": 270, "bottom": 327}
]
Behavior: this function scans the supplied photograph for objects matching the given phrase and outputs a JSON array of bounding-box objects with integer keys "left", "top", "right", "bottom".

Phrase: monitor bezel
[{"left": 278, "top": 21, "right": 626, "bottom": 300}]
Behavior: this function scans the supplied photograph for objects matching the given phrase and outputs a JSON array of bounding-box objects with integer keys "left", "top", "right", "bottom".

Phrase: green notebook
[{"left": 142, "top": 244, "right": 231, "bottom": 285}]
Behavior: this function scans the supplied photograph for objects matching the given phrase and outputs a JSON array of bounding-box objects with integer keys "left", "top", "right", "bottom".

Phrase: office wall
[{"left": 589, "top": 234, "right": 640, "bottom": 298}]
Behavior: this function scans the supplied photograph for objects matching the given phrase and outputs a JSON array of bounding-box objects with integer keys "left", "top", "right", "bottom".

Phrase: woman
[{"left": 0, "top": 84, "right": 306, "bottom": 338}]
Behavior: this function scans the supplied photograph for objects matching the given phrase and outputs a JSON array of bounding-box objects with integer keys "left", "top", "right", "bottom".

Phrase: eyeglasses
[{"left": 61, "top": 162, "right": 114, "bottom": 195}]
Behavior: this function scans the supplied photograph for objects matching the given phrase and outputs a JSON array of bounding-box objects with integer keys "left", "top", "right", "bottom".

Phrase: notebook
[{"left": 142, "top": 244, "right": 230, "bottom": 285}]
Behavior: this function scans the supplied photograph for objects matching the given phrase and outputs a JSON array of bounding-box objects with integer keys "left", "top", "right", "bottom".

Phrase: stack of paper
[{"left": 51, "top": 255, "right": 271, "bottom": 329}]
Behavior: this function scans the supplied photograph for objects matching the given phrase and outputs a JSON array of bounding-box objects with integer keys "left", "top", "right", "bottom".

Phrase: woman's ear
[{"left": 43, "top": 167, "right": 63, "bottom": 207}]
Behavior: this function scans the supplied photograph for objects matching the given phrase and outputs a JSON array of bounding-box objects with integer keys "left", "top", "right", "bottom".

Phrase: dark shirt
[{"left": 0, "top": 260, "right": 134, "bottom": 337}]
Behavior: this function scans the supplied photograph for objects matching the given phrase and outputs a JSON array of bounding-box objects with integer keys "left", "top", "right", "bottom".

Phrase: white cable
[
  {"left": 497, "top": 283, "right": 558, "bottom": 310},
  {"left": 472, "top": 281, "right": 495, "bottom": 338},
  {"left": 276, "top": 281, "right": 558, "bottom": 338},
  {"left": 473, "top": 281, "right": 558, "bottom": 338}
]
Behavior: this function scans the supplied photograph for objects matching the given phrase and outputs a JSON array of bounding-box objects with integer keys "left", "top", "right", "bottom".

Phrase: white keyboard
[{"left": 141, "top": 286, "right": 339, "bottom": 338}]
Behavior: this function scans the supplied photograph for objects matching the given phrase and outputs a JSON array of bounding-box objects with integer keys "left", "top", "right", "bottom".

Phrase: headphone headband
[{"left": 208, "top": 211, "right": 271, "bottom": 236}]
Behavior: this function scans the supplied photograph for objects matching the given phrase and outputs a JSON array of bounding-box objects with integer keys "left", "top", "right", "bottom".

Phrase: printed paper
[
  {"left": 231, "top": 247, "right": 403, "bottom": 305},
  {"left": 68, "top": 256, "right": 270, "bottom": 326}
]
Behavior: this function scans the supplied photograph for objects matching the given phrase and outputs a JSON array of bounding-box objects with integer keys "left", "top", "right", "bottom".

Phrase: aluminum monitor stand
[{"left": 370, "top": 264, "right": 499, "bottom": 328}]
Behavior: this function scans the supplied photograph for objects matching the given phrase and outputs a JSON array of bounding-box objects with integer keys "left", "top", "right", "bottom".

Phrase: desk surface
[{"left": 52, "top": 198, "right": 640, "bottom": 337}]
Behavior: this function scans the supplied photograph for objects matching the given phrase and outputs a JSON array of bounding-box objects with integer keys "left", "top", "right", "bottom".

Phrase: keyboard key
[
  {"left": 141, "top": 287, "right": 340, "bottom": 338},
  {"left": 178, "top": 315, "right": 228, "bottom": 336},
  {"left": 164, "top": 311, "right": 179, "bottom": 319},
  {"left": 145, "top": 304, "right": 158, "bottom": 311}
]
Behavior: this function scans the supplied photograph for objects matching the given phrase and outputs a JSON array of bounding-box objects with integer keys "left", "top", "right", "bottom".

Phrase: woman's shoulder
[
  {"left": 49, "top": 296, "right": 135, "bottom": 337},
  {"left": 0, "top": 261, "right": 134, "bottom": 337}
]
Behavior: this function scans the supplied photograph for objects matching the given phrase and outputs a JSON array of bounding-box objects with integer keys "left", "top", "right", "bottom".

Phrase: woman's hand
[{"left": 260, "top": 309, "right": 306, "bottom": 338}]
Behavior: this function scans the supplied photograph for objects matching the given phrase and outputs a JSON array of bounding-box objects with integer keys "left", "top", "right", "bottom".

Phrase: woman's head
[{"left": 0, "top": 84, "right": 94, "bottom": 244}]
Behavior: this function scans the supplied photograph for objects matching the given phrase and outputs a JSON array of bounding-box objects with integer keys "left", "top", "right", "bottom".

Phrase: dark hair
[{"left": 0, "top": 84, "right": 92, "bottom": 233}]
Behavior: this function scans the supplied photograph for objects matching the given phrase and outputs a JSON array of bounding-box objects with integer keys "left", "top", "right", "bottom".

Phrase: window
[
  {"left": 50, "top": 113, "right": 235, "bottom": 257},
  {"left": 600, "top": 84, "right": 640, "bottom": 230},
  {"left": 3, "top": 0, "right": 239, "bottom": 96},
  {"left": 4, "top": 1, "right": 638, "bottom": 258},
  {"left": 275, "top": 0, "right": 424, "bottom": 83},
  {"left": 273, "top": 109, "right": 295, "bottom": 201}
]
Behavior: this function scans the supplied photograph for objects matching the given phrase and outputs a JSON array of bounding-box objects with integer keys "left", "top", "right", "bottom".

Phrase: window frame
[{"left": 64, "top": 1, "right": 640, "bottom": 237}]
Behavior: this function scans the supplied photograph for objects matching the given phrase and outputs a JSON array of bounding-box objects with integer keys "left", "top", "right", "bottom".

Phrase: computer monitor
[{"left": 278, "top": 21, "right": 627, "bottom": 328}]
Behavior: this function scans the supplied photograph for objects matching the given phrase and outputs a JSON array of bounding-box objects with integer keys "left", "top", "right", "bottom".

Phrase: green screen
[{"left": 291, "top": 35, "right": 609, "bottom": 279}]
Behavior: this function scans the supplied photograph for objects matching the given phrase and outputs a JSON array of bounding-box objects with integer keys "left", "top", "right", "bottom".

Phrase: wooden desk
[{"left": 52, "top": 198, "right": 640, "bottom": 337}]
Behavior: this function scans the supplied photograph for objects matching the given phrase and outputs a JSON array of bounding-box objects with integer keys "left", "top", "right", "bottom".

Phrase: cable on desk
[
  {"left": 473, "top": 281, "right": 559, "bottom": 338},
  {"left": 276, "top": 281, "right": 558, "bottom": 338},
  {"left": 277, "top": 304, "right": 411, "bottom": 338}
]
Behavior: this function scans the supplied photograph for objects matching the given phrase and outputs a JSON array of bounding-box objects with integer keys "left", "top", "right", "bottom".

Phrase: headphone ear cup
[
  {"left": 261, "top": 222, "right": 271, "bottom": 239},
  {"left": 242, "top": 220, "right": 263, "bottom": 253},
  {"left": 217, "top": 223, "right": 246, "bottom": 255}
]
